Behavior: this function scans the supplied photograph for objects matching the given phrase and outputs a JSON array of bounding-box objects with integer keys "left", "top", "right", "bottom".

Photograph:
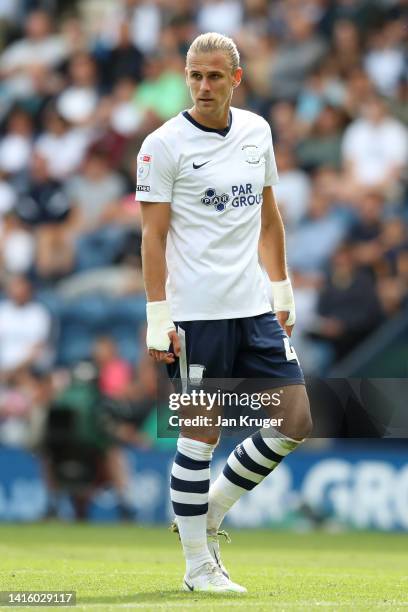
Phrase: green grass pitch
[{"left": 0, "top": 524, "right": 407, "bottom": 611}]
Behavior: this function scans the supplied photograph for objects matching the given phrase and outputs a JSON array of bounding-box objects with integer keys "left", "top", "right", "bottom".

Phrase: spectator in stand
[
  {"left": 273, "top": 144, "right": 311, "bottom": 232},
  {"left": 269, "top": 12, "right": 327, "bottom": 100},
  {"left": 0, "top": 10, "right": 67, "bottom": 72},
  {"left": 66, "top": 149, "right": 127, "bottom": 270},
  {"left": 44, "top": 361, "right": 111, "bottom": 520},
  {"left": 342, "top": 66, "right": 376, "bottom": 119},
  {"left": 311, "top": 243, "right": 384, "bottom": 360},
  {"left": 94, "top": 337, "right": 133, "bottom": 402},
  {"left": 377, "top": 275, "right": 407, "bottom": 318},
  {"left": 287, "top": 174, "right": 352, "bottom": 273},
  {"left": 240, "top": 0, "right": 271, "bottom": 36},
  {"left": 296, "top": 105, "right": 345, "bottom": 171},
  {"left": 295, "top": 69, "right": 341, "bottom": 130},
  {"left": 380, "top": 218, "right": 408, "bottom": 278},
  {"left": 85, "top": 0, "right": 161, "bottom": 57},
  {"left": 0, "top": 179, "right": 25, "bottom": 277},
  {"left": 15, "top": 151, "right": 74, "bottom": 280},
  {"left": 57, "top": 52, "right": 100, "bottom": 127},
  {"left": 364, "top": 22, "right": 406, "bottom": 98},
  {"left": 93, "top": 336, "right": 157, "bottom": 446},
  {"left": 0, "top": 107, "right": 33, "bottom": 178},
  {"left": 347, "top": 190, "right": 385, "bottom": 272},
  {"left": 109, "top": 78, "right": 146, "bottom": 141},
  {"left": 0, "top": 211, "right": 35, "bottom": 276},
  {"left": 102, "top": 20, "right": 144, "bottom": 91},
  {"left": 67, "top": 149, "right": 126, "bottom": 233},
  {"left": 376, "top": 216, "right": 408, "bottom": 317},
  {"left": 236, "top": 31, "right": 273, "bottom": 107},
  {"left": 93, "top": 337, "right": 153, "bottom": 519},
  {"left": 269, "top": 100, "right": 301, "bottom": 148},
  {"left": 0, "top": 10, "right": 68, "bottom": 102},
  {"left": 0, "top": 383, "right": 33, "bottom": 448},
  {"left": 197, "top": 0, "right": 243, "bottom": 36},
  {"left": 0, "top": 177, "right": 16, "bottom": 221},
  {"left": 392, "top": 247, "right": 408, "bottom": 311},
  {"left": 59, "top": 16, "right": 89, "bottom": 58},
  {"left": 341, "top": 94, "right": 408, "bottom": 195},
  {"left": 388, "top": 77, "right": 408, "bottom": 126},
  {"left": 128, "top": 0, "right": 162, "bottom": 55},
  {"left": 0, "top": 275, "right": 52, "bottom": 381},
  {"left": 329, "top": 19, "right": 361, "bottom": 77},
  {"left": 329, "top": 0, "right": 381, "bottom": 30},
  {"left": 0, "top": 369, "right": 52, "bottom": 450},
  {"left": 290, "top": 269, "right": 328, "bottom": 376},
  {"left": 35, "top": 106, "right": 90, "bottom": 180},
  {"left": 134, "top": 52, "right": 188, "bottom": 121},
  {"left": 159, "top": 9, "right": 197, "bottom": 58},
  {"left": 89, "top": 78, "right": 150, "bottom": 172}
]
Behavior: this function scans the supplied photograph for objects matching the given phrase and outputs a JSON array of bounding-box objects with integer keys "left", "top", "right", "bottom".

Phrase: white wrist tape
[
  {"left": 146, "top": 301, "right": 176, "bottom": 351},
  {"left": 270, "top": 278, "right": 296, "bottom": 326}
]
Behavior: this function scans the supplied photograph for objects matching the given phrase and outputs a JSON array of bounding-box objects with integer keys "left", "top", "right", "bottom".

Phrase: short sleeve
[
  {"left": 136, "top": 133, "right": 176, "bottom": 202},
  {"left": 264, "top": 123, "right": 279, "bottom": 187}
]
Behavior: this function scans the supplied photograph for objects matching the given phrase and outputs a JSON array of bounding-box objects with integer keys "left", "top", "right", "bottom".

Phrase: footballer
[{"left": 138, "top": 32, "right": 312, "bottom": 593}]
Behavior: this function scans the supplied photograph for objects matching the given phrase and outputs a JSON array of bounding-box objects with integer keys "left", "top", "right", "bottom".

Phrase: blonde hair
[{"left": 187, "top": 32, "right": 240, "bottom": 73}]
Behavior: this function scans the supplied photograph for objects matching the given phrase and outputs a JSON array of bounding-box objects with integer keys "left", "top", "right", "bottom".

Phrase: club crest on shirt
[
  {"left": 242, "top": 144, "right": 263, "bottom": 165},
  {"left": 137, "top": 153, "right": 152, "bottom": 179}
]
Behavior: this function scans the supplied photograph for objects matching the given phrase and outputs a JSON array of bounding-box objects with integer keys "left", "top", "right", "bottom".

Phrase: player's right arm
[
  {"left": 137, "top": 133, "right": 180, "bottom": 363},
  {"left": 141, "top": 201, "right": 170, "bottom": 303},
  {"left": 141, "top": 202, "right": 180, "bottom": 364}
]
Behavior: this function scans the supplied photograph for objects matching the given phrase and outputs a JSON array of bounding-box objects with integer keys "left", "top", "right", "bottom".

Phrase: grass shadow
[{"left": 79, "top": 590, "right": 249, "bottom": 605}]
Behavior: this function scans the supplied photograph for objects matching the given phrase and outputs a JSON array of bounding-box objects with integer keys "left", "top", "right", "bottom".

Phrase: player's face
[{"left": 186, "top": 51, "right": 242, "bottom": 122}]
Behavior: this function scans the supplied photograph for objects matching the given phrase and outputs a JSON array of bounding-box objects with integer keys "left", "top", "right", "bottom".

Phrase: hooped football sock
[
  {"left": 171, "top": 437, "right": 215, "bottom": 573},
  {"left": 207, "top": 428, "right": 301, "bottom": 532}
]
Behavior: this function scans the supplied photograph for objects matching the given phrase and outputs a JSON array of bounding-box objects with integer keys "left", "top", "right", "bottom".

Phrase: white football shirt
[{"left": 137, "top": 106, "right": 279, "bottom": 321}]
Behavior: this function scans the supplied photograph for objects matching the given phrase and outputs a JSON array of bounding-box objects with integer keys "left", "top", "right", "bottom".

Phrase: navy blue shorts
[{"left": 167, "top": 312, "right": 304, "bottom": 389}]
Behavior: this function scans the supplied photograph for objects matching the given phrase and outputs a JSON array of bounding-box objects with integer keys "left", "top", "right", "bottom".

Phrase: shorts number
[{"left": 283, "top": 338, "right": 299, "bottom": 364}]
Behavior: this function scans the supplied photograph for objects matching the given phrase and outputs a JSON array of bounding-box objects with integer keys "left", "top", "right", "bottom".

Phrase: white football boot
[
  {"left": 207, "top": 529, "right": 231, "bottom": 579},
  {"left": 183, "top": 561, "right": 247, "bottom": 593},
  {"left": 170, "top": 521, "right": 231, "bottom": 578}
]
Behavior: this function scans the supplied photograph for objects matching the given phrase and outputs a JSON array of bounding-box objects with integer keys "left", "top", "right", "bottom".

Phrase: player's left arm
[{"left": 259, "top": 185, "right": 295, "bottom": 336}]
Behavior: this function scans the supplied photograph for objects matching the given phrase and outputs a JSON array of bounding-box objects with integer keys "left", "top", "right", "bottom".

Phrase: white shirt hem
[{"left": 170, "top": 305, "right": 272, "bottom": 322}]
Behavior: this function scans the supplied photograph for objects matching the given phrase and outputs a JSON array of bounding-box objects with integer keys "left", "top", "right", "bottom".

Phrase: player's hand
[
  {"left": 271, "top": 278, "right": 296, "bottom": 335},
  {"left": 276, "top": 310, "right": 294, "bottom": 337},
  {"left": 146, "top": 300, "right": 179, "bottom": 363},
  {"left": 149, "top": 330, "right": 181, "bottom": 364}
]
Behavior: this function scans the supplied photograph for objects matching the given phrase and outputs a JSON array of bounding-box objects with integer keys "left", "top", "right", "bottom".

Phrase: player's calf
[
  {"left": 170, "top": 437, "right": 215, "bottom": 575},
  {"left": 207, "top": 385, "right": 312, "bottom": 535}
]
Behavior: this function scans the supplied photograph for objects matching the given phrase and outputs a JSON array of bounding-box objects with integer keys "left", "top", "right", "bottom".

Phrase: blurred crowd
[{"left": 0, "top": 0, "right": 407, "bottom": 513}]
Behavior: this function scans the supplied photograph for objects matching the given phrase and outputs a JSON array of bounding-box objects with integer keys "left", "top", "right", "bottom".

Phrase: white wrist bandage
[
  {"left": 270, "top": 278, "right": 296, "bottom": 326},
  {"left": 146, "top": 300, "right": 176, "bottom": 351}
]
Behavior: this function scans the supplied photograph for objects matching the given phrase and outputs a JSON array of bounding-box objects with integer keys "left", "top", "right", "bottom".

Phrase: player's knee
[
  {"left": 183, "top": 434, "right": 220, "bottom": 446},
  {"left": 287, "top": 386, "right": 312, "bottom": 440},
  {"left": 297, "top": 391, "right": 313, "bottom": 440},
  {"left": 299, "top": 412, "right": 313, "bottom": 440},
  {"left": 205, "top": 435, "right": 221, "bottom": 446}
]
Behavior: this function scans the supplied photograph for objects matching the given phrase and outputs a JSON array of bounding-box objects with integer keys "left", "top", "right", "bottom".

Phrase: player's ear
[
  {"left": 232, "top": 67, "right": 243, "bottom": 89},
  {"left": 185, "top": 66, "right": 192, "bottom": 88}
]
